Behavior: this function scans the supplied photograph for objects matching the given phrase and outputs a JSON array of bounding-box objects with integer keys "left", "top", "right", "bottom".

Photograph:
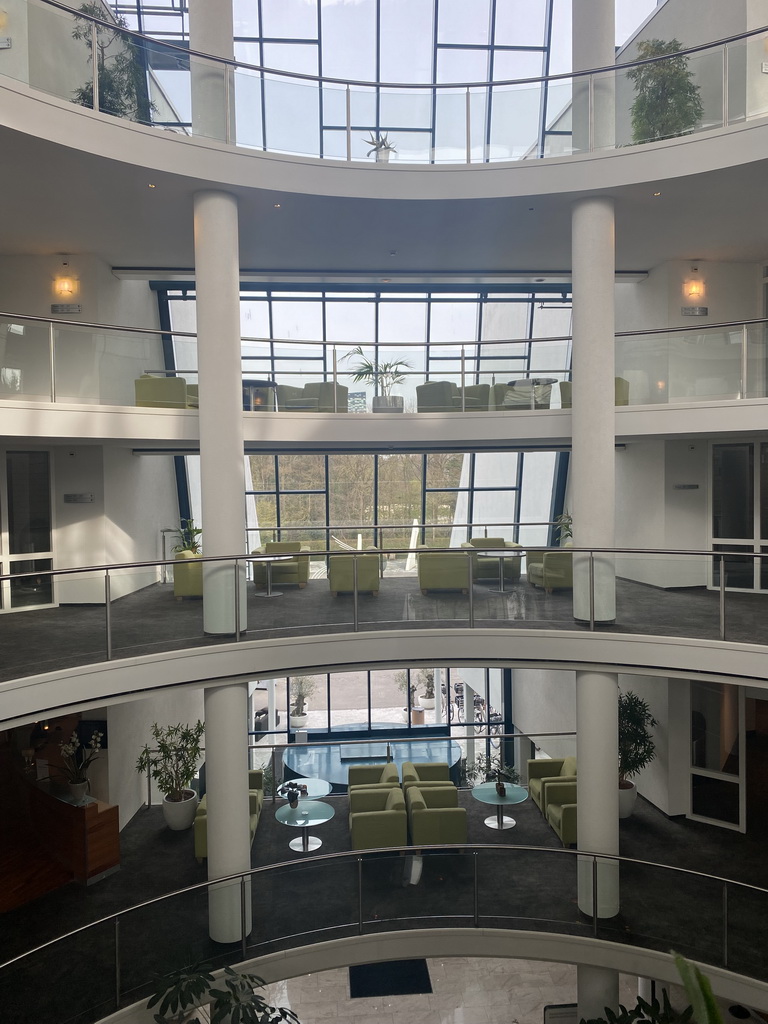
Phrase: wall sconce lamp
[
  {"left": 0, "top": 9, "right": 8, "bottom": 31},
  {"left": 53, "top": 259, "right": 78, "bottom": 299},
  {"left": 683, "top": 266, "right": 705, "bottom": 302}
]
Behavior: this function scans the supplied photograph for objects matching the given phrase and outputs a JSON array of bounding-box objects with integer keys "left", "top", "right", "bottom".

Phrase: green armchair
[
  {"left": 544, "top": 780, "right": 578, "bottom": 847},
  {"left": 416, "top": 380, "right": 490, "bottom": 412},
  {"left": 276, "top": 382, "right": 349, "bottom": 412},
  {"left": 558, "top": 377, "right": 630, "bottom": 408},
  {"left": 405, "top": 785, "right": 468, "bottom": 846},
  {"left": 401, "top": 761, "right": 453, "bottom": 792},
  {"left": 416, "top": 546, "right": 471, "bottom": 594},
  {"left": 194, "top": 769, "right": 264, "bottom": 862},
  {"left": 347, "top": 763, "right": 400, "bottom": 791},
  {"left": 250, "top": 541, "right": 310, "bottom": 589},
  {"left": 527, "top": 756, "right": 577, "bottom": 812},
  {"left": 460, "top": 537, "right": 522, "bottom": 583},
  {"left": 135, "top": 374, "right": 196, "bottom": 409},
  {"left": 328, "top": 549, "right": 381, "bottom": 596},
  {"left": 349, "top": 786, "right": 407, "bottom": 851},
  {"left": 527, "top": 549, "right": 573, "bottom": 593}
]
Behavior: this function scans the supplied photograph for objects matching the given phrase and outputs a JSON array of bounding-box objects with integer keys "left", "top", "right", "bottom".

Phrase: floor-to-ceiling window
[{"left": 711, "top": 441, "right": 768, "bottom": 592}]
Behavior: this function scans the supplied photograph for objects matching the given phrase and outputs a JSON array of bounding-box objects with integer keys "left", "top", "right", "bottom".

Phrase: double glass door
[
  {"left": 689, "top": 680, "right": 745, "bottom": 831},
  {"left": 0, "top": 450, "right": 54, "bottom": 610},
  {"left": 711, "top": 441, "right": 768, "bottom": 590}
]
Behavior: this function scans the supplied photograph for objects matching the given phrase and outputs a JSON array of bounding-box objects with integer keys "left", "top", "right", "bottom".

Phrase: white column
[
  {"left": 572, "top": 0, "right": 615, "bottom": 153},
  {"left": 571, "top": 195, "right": 616, "bottom": 624},
  {"left": 576, "top": 669, "right": 619, "bottom": 917},
  {"left": 194, "top": 189, "right": 247, "bottom": 635},
  {"left": 205, "top": 682, "right": 252, "bottom": 943},
  {"left": 188, "top": 0, "right": 234, "bottom": 143},
  {"left": 578, "top": 965, "right": 619, "bottom": 1022}
]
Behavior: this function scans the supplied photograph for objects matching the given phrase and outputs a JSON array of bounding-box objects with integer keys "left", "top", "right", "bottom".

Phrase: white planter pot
[
  {"left": 290, "top": 713, "right": 309, "bottom": 729},
  {"left": 372, "top": 395, "right": 404, "bottom": 413},
  {"left": 420, "top": 696, "right": 436, "bottom": 710},
  {"left": 618, "top": 781, "right": 637, "bottom": 819},
  {"left": 162, "top": 789, "right": 198, "bottom": 831},
  {"left": 68, "top": 781, "right": 88, "bottom": 805}
]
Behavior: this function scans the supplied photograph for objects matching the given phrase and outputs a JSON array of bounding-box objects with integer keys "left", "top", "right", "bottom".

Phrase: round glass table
[
  {"left": 275, "top": 799, "right": 335, "bottom": 852},
  {"left": 471, "top": 781, "right": 528, "bottom": 830}
]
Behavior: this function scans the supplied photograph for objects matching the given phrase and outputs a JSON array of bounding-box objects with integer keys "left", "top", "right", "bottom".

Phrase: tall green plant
[
  {"left": 136, "top": 721, "right": 204, "bottom": 802},
  {"left": 72, "top": 3, "right": 153, "bottom": 122},
  {"left": 626, "top": 39, "right": 703, "bottom": 144},
  {"left": 172, "top": 517, "right": 203, "bottom": 554},
  {"left": 343, "top": 345, "right": 411, "bottom": 397},
  {"left": 618, "top": 691, "right": 657, "bottom": 786}
]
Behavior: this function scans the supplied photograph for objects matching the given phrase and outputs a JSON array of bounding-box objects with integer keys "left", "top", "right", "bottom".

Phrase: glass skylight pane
[
  {"left": 380, "top": 0, "right": 434, "bottom": 84},
  {"left": 233, "top": 0, "right": 259, "bottom": 37},
  {"left": 261, "top": 0, "right": 318, "bottom": 40},
  {"left": 272, "top": 301, "right": 323, "bottom": 340},
  {"left": 322, "top": 0, "right": 377, "bottom": 81},
  {"left": 494, "top": 0, "right": 548, "bottom": 47},
  {"left": 438, "top": 0, "right": 491, "bottom": 46}
]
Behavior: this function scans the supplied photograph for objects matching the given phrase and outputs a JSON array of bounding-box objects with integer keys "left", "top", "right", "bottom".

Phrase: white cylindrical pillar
[
  {"left": 576, "top": 669, "right": 619, "bottom": 918},
  {"left": 578, "top": 965, "right": 619, "bottom": 1022},
  {"left": 189, "top": 0, "right": 234, "bottom": 142},
  {"left": 571, "top": 195, "right": 616, "bottom": 623},
  {"left": 204, "top": 682, "right": 252, "bottom": 943},
  {"left": 193, "top": 189, "right": 247, "bottom": 635},
  {"left": 572, "top": 0, "right": 615, "bottom": 153}
]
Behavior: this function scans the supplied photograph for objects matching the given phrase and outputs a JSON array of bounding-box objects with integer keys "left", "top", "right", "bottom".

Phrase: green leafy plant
[
  {"left": 147, "top": 963, "right": 300, "bottom": 1024},
  {"left": 147, "top": 959, "right": 215, "bottom": 1024},
  {"left": 57, "top": 728, "right": 103, "bottom": 785},
  {"left": 554, "top": 511, "right": 573, "bottom": 544},
  {"left": 364, "top": 131, "right": 397, "bottom": 158},
  {"left": 579, "top": 988, "right": 693, "bottom": 1024},
  {"left": 626, "top": 39, "right": 703, "bottom": 145},
  {"left": 343, "top": 345, "right": 411, "bottom": 397},
  {"left": 618, "top": 691, "right": 657, "bottom": 787},
  {"left": 172, "top": 518, "right": 203, "bottom": 554},
  {"left": 209, "top": 967, "right": 300, "bottom": 1024},
  {"left": 72, "top": 3, "right": 154, "bottom": 123},
  {"left": 673, "top": 953, "right": 723, "bottom": 1024},
  {"left": 136, "top": 721, "right": 205, "bottom": 802},
  {"left": 465, "top": 753, "right": 519, "bottom": 786},
  {"left": 417, "top": 668, "right": 435, "bottom": 700},
  {"left": 289, "top": 676, "right": 317, "bottom": 718},
  {"left": 395, "top": 670, "right": 419, "bottom": 708}
]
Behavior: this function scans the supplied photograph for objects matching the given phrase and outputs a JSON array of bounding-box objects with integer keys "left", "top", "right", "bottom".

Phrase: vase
[
  {"left": 495, "top": 781, "right": 506, "bottom": 797},
  {"left": 69, "top": 781, "right": 88, "bottom": 805}
]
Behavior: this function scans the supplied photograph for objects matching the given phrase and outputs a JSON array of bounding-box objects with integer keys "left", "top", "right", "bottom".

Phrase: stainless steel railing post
[
  {"left": 346, "top": 86, "right": 352, "bottom": 161},
  {"left": 723, "top": 880, "right": 729, "bottom": 967},
  {"left": 461, "top": 346, "right": 466, "bottom": 409},
  {"left": 723, "top": 44, "right": 729, "bottom": 128},
  {"left": 468, "top": 552, "right": 474, "bottom": 628},
  {"left": 91, "top": 22, "right": 99, "bottom": 113},
  {"left": 49, "top": 321, "right": 56, "bottom": 403},
  {"left": 589, "top": 552, "right": 595, "bottom": 631},
  {"left": 114, "top": 916, "right": 121, "bottom": 1012},
  {"left": 465, "top": 87, "right": 472, "bottom": 164},
  {"left": 473, "top": 851, "right": 479, "bottom": 926},
  {"left": 240, "top": 875, "right": 248, "bottom": 958},
  {"left": 720, "top": 554, "right": 726, "bottom": 640},
  {"left": 353, "top": 555, "right": 359, "bottom": 631},
  {"left": 592, "top": 856, "right": 599, "bottom": 936},
  {"left": 740, "top": 323, "right": 748, "bottom": 399},
  {"left": 357, "top": 857, "right": 364, "bottom": 933},
  {"left": 234, "top": 559, "right": 242, "bottom": 642},
  {"left": 105, "top": 570, "right": 112, "bottom": 660}
]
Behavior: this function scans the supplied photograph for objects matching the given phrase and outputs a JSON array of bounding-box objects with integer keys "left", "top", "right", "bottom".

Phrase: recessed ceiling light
[
  {"left": 274, "top": 203, "right": 281, "bottom": 208},
  {"left": 381, "top": 278, "right": 391, "bottom": 283},
  {"left": 148, "top": 183, "right": 156, "bottom": 188},
  {"left": 652, "top": 191, "right": 661, "bottom": 196},
  {"left": 389, "top": 249, "right": 398, "bottom": 256}
]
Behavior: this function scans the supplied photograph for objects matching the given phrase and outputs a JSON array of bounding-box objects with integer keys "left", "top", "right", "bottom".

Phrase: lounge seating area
[
  {"left": 558, "top": 377, "right": 630, "bottom": 408},
  {"left": 416, "top": 380, "right": 491, "bottom": 412},
  {"left": 276, "top": 382, "right": 349, "bottom": 412},
  {"left": 416, "top": 545, "right": 471, "bottom": 594},
  {"left": 528, "top": 757, "right": 578, "bottom": 847},
  {"left": 328, "top": 548, "right": 381, "bottom": 596},
  {"left": 250, "top": 541, "right": 310, "bottom": 589},
  {"left": 134, "top": 374, "right": 199, "bottom": 409},
  {"left": 527, "top": 548, "right": 573, "bottom": 592},
  {"left": 194, "top": 768, "right": 264, "bottom": 862},
  {"left": 460, "top": 537, "right": 523, "bottom": 583}
]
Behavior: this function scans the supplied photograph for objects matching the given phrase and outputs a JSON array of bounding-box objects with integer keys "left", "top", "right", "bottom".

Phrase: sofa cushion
[{"left": 561, "top": 756, "right": 577, "bottom": 777}]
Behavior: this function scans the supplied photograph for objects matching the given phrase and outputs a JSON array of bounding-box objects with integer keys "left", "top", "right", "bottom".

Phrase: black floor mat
[{"left": 349, "top": 958, "right": 432, "bottom": 998}]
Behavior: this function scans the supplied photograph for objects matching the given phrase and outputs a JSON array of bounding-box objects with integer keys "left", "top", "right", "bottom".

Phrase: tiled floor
[{"left": 257, "top": 959, "right": 639, "bottom": 1024}]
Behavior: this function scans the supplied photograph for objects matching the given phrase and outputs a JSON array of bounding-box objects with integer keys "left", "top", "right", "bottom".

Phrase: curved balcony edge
[{"left": 3, "top": 627, "right": 768, "bottom": 730}]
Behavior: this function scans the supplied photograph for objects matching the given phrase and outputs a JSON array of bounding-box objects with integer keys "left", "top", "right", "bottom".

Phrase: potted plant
[
  {"left": 465, "top": 753, "right": 519, "bottom": 795},
  {"left": 363, "top": 131, "right": 397, "bottom": 163},
  {"left": 147, "top": 962, "right": 300, "bottom": 1024},
  {"left": 417, "top": 668, "right": 436, "bottom": 709},
  {"left": 57, "top": 728, "right": 103, "bottom": 804},
  {"left": 136, "top": 720, "right": 205, "bottom": 831},
  {"left": 618, "top": 690, "right": 657, "bottom": 818},
  {"left": 626, "top": 39, "right": 703, "bottom": 145},
  {"left": 171, "top": 517, "right": 203, "bottom": 600},
  {"left": 553, "top": 511, "right": 573, "bottom": 545},
  {"left": 288, "top": 675, "right": 317, "bottom": 729},
  {"left": 396, "top": 670, "right": 423, "bottom": 723},
  {"left": 343, "top": 345, "right": 411, "bottom": 412}
]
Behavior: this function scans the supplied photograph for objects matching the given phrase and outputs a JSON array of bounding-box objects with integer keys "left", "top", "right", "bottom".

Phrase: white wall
[
  {"left": 107, "top": 688, "right": 205, "bottom": 830},
  {"left": 511, "top": 667, "right": 577, "bottom": 763}
]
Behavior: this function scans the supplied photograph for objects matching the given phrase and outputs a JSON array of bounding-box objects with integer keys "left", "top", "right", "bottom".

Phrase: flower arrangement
[{"left": 58, "top": 729, "right": 103, "bottom": 785}]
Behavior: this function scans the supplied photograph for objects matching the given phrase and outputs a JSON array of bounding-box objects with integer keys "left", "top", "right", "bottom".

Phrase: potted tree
[
  {"left": 417, "top": 668, "right": 436, "bottom": 709},
  {"left": 396, "top": 670, "right": 423, "bottom": 724},
  {"left": 626, "top": 39, "right": 703, "bottom": 145},
  {"left": 343, "top": 345, "right": 411, "bottom": 412},
  {"left": 171, "top": 517, "right": 203, "bottom": 600},
  {"left": 288, "top": 675, "right": 317, "bottom": 729},
  {"left": 618, "top": 690, "right": 657, "bottom": 818},
  {"left": 136, "top": 720, "right": 205, "bottom": 831}
]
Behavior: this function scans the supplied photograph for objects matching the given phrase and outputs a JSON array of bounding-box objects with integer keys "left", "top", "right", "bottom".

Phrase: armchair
[
  {"left": 276, "top": 382, "right": 348, "bottom": 412},
  {"left": 328, "top": 548, "right": 381, "bottom": 596},
  {"left": 135, "top": 374, "right": 193, "bottom": 409},
  {"left": 349, "top": 786, "right": 407, "bottom": 851},
  {"left": 250, "top": 541, "right": 310, "bottom": 588},
  {"left": 401, "top": 761, "right": 453, "bottom": 792},
  {"left": 544, "top": 781, "right": 578, "bottom": 847},
  {"left": 527, "top": 756, "right": 577, "bottom": 812},
  {"left": 347, "top": 763, "right": 400, "bottom": 791},
  {"left": 460, "top": 537, "right": 522, "bottom": 583},
  {"left": 416, "top": 380, "right": 491, "bottom": 412},
  {"left": 558, "top": 377, "right": 630, "bottom": 408},
  {"left": 405, "top": 785, "right": 467, "bottom": 846},
  {"left": 416, "top": 546, "right": 471, "bottom": 594},
  {"left": 527, "top": 549, "right": 573, "bottom": 593}
]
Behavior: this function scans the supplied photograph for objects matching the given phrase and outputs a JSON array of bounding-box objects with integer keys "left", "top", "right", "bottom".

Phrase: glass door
[
  {"left": 711, "top": 441, "right": 768, "bottom": 591},
  {"left": 689, "top": 680, "right": 745, "bottom": 831},
  {"left": 0, "top": 450, "right": 54, "bottom": 611}
]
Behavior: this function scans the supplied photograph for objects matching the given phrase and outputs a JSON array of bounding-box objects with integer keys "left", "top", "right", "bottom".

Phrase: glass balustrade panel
[
  {"left": 233, "top": 65, "right": 265, "bottom": 149},
  {"left": 541, "top": 78, "right": 574, "bottom": 157},
  {"left": 614, "top": 551, "right": 718, "bottom": 641},
  {"left": 743, "top": 32, "right": 768, "bottom": 123},
  {"left": 110, "top": 565, "right": 208, "bottom": 658},
  {"left": 725, "top": 882, "right": 768, "bottom": 980},
  {"left": 616, "top": 332, "right": 671, "bottom": 406},
  {"left": 434, "top": 88, "right": 470, "bottom": 163},
  {"left": 475, "top": 848, "right": 585, "bottom": 930},
  {"left": 487, "top": 81, "right": 546, "bottom": 162},
  {"left": 0, "top": 320, "right": 51, "bottom": 402},
  {"left": 53, "top": 323, "right": 165, "bottom": 407},
  {"left": 27, "top": 0, "right": 91, "bottom": 105},
  {"left": 745, "top": 323, "right": 768, "bottom": 398},
  {"left": 689, "top": 47, "right": 725, "bottom": 135}
]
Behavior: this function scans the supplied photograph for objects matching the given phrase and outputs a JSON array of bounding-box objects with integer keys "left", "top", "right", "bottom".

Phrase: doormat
[{"left": 349, "top": 958, "right": 432, "bottom": 998}]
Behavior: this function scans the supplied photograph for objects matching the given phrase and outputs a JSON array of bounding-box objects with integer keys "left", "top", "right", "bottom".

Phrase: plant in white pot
[
  {"left": 417, "top": 668, "right": 436, "bottom": 709},
  {"left": 288, "top": 675, "right": 317, "bottom": 729},
  {"left": 396, "top": 670, "right": 423, "bottom": 723},
  {"left": 136, "top": 720, "right": 204, "bottom": 831},
  {"left": 364, "top": 131, "right": 397, "bottom": 163},
  {"left": 618, "top": 690, "right": 657, "bottom": 818},
  {"left": 343, "top": 345, "right": 411, "bottom": 412}
]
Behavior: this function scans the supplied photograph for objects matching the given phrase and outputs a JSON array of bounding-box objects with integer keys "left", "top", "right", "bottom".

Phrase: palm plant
[
  {"left": 172, "top": 518, "right": 202, "bottom": 554},
  {"left": 343, "top": 346, "right": 411, "bottom": 397},
  {"left": 618, "top": 691, "right": 657, "bottom": 787}
]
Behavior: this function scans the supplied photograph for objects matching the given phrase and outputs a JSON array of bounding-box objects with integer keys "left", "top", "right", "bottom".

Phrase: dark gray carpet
[{"left": 3, "top": 576, "right": 767, "bottom": 681}]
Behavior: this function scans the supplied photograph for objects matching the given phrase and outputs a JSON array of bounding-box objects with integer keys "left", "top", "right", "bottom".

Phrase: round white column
[
  {"left": 577, "top": 670, "right": 619, "bottom": 918},
  {"left": 189, "top": 0, "right": 234, "bottom": 143},
  {"left": 194, "top": 189, "right": 247, "bottom": 635},
  {"left": 578, "top": 965, "right": 619, "bottom": 1022},
  {"left": 204, "top": 682, "right": 252, "bottom": 943},
  {"left": 572, "top": 0, "right": 615, "bottom": 153},
  {"left": 571, "top": 195, "right": 616, "bottom": 624}
]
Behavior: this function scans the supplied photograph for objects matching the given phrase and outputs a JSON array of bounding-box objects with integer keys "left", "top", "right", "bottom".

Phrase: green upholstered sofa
[
  {"left": 416, "top": 380, "right": 491, "bottom": 412},
  {"left": 527, "top": 549, "right": 573, "bottom": 593},
  {"left": 194, "top": 768, "right": 264, "bottom": 862},
  {"left": 135, "top": 374, "right": 198, "bottom": 409},
  {"left": 349, "top": 786, "right": 407, "bottom": 850},
  {"left": 558, "top": 376, "right": 630, "bottom": 409},
  {"left": 401, "top": 761, "right": 452, "bottom": 792},
  {"left": 276, "top": 382, "right": 349, "bottom": 412},
  {"left": 527, "top": 756, "right": 577, "bottom": 813},
  {"left": 460, "top": 537, "right": 523, "bottom": 583},
  {"left": 416, "top": 546, "right": 471, "bottom": 594},
  {"left": 544, "top": 780, "right": 577, "bottom": 846},
  {"left": 173, "top": 550, "right": 203, "bottom": 600},
  {"left": 328, "top": 548, "right": 381, "bottom": 596},
  {"left": 405, "top": 784, "right": 467, "bottom": 846},
  {"left": 347, "top": 763, "right": 400, "bottom": 791},
  {"left": 250, "top": 541, "right": 310, "bottom": 588}
]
